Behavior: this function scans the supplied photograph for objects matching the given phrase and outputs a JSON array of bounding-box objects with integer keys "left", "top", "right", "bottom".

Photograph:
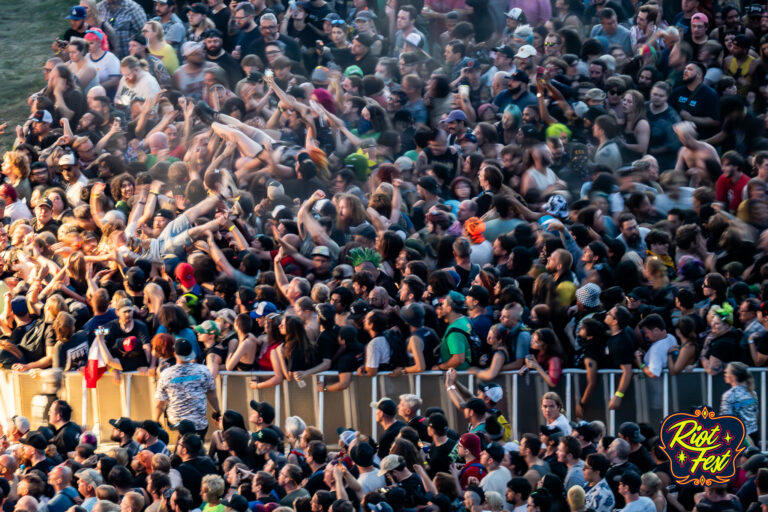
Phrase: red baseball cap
[{"left": 175, "top": 262, "right": 196, "bottom": 289}]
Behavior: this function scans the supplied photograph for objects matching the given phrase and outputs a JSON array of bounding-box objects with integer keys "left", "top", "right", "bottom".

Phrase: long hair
[
  {"left": 282, "top": 315, "right": 315, "bottom": 363},
  {"left": 624, "top": 89, "right": 647, "bottom": 121},
  {"left": 534, "top": 328, "right": 565, "bottom": 360},
  {"left": 110, "top": 173, "right": 136, "bottom": 202},
  {"left": 336, "top": 193, "right": 366, "bottom": 231},
  {"left": 541, "top": 391, "right": 564, "bottom": 414},
  {"left": 728, "top": 362, "right": 755, "bottom": 392}
]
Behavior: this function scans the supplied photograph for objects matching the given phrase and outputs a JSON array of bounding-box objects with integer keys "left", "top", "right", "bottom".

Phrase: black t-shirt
[
  {"left": 336, "top": 342, "right": 364, "bottom": 373},
  {"left": 103, "top": 319, "right": 151, "bottom": 370},
  {"left": 27, "top": 457, "right": 55, "bottom": 475},
  {"left": 15, "top": 318, "right": 47, "bottom": 363},
  {"left": 318, "top": 328, "right": 339, "bottom": 361},
  {"left": 377, "top": 420, "right": 406, "bottom": 459},
  {"left": 427, "top": 438, "right": 457, "bottom": 477},
  {"left": 53, "top": 331, "right": 89, "bottom": 371},
  {"left": 395, "top": 473, "right": 428, "bottom": 507},
  {"left": 206, "top": 52, "right": 245, "bottom": 90},
  {"left": 670, "top": 83, "right": 720, "bottom": 138},
  {"left": 628, "top": 445, "right": 654, "bottom": 473},
  {"left": 604, "top": 327, "right": 636, "bottom": 368},
  {"left": 52, "top": 421, "right": 82, "bottom": 457},
  {"left": 408, "top": 416, "right": 430, "bottom": 443}
]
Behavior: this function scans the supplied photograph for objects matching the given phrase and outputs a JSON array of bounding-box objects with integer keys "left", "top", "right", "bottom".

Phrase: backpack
[
  {"left": 384, "top": 328, "right": 410, "bottom": 368},
  {"left": 445, "top": 324, "right": 484, "bottom": 366}
]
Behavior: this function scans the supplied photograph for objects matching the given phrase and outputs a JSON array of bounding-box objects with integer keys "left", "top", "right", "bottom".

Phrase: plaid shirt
[{"left": 98, "top": 0, "right": 147, "bottom": 59}]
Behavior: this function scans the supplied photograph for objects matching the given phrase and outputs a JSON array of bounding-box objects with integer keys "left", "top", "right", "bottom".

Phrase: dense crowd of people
[{"left": 4, "top": 0, "right": 768, "bottom": 507}]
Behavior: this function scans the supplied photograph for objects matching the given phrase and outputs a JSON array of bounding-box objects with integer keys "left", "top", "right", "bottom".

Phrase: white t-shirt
[
  {"left": 365, "top": 336, "right": 390, "bottom": 368},
  {"left": 480, "top": 466, "right": 512, "bottom": 496},
  {"left": 644, "top": 333, "right": 677, "bottom": 377},
  {"left": 358, "top": 469, "right": 386, "bottom": 494},
  {"left": 548, "top": 414, "right": 572, "bottom": 435},
  {"left": 115, "top": 70, "right": 161, "bottom": 107},
  {"left": 523, "top": 166, "right": 559, "bottom": 194},
  {"left": 622, "top": 496, "right": 657, "bottom": 512},
  {"left": 470, "top": 240, "right": 493, "bottom": 266},
  {"left": 88, "top": 51, "right": 122, "bottom": 83}
]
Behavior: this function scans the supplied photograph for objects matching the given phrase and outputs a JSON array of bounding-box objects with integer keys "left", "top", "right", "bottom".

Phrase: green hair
[{"left": 347, "top": 247, "right": 381, "bottom": 268}]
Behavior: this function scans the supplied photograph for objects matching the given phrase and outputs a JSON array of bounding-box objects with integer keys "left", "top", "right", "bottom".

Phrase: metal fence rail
[{"left": 2, "top": 367, "right": 764, "bottom": 448}]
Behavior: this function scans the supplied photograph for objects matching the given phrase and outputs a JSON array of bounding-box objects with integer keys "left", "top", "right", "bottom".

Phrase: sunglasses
[
  {"left": 544, "top": 41, "right": 559, "bottom": 46},
  {"left": 330, "top": 19, "right": 345, "bottom": 25},
  {"left": 608, "top": 89, "right": 620, "bottom": 94}
]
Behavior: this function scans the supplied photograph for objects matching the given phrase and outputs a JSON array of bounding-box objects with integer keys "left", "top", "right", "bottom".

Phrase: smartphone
[{"left": 458, "top": 84, "right": 470, "bottom": 97}]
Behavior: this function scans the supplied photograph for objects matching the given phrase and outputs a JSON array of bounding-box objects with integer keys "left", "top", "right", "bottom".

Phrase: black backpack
[
  {"left": 384, "top": 328, "right": 410, "bottom": 368},
  {"left": 444, "top": 324, "right": 484, "bottom": 366}
]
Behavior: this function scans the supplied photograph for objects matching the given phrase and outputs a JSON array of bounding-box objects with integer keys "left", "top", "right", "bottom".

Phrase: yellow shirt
[{"left": 150, "top": 43, "right": 179, "bottom": 74}]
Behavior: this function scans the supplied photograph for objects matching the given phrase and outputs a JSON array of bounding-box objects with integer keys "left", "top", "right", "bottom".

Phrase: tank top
[{"left": 728, "top": 55, "right": 756, "bottom": 96}]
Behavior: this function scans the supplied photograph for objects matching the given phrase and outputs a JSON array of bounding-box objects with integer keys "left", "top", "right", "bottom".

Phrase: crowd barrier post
[
  {"left": 371, "top": 376, "right": 378, "bottom": 432},
  {"left": 316, "top": 375, "right": 324, "bottom": 431},
  {"left": 707, "top": 373, "right": 713, "bottom": 406},
  {"left": 565, "top": 373, "right": 572, "bottom": 419},
  {"left": 512, "top": 372, "right": 518, "bottom": 439},
  {"left": 662, "top": 372, "right": 669, "bottom": 418},
  {"left": 125, "top": 373, "right": 133, "bottom": 417},
  {"left": 762, "top": 370, "right": 767, "bottom": 451},
  {"left": 222, "top": 374, "right": 229, "bottom": 412},
  {"left": 415, "top": 374, "right": 422, "bottom": 402},
  {"left": 608, "top": 372, "right": 616, "bottom": 434},
  {"left": 275, "top": 382, "right": 281, "bottom": 422},
  {"left": 81, "top": 383, "right": 88, "bottom": 428}
]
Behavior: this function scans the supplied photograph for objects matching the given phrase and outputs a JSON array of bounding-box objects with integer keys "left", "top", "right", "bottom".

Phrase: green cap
[
  {"left": 194, "top": 319, "right": 220, "bottom": 336},
  {"left": 344, "top": 65, "right": 364, "bottom": 77}
]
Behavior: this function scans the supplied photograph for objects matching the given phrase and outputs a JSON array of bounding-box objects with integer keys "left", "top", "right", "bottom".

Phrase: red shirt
[{"left": 715, "top": 173, "right": 749, "bottom": 211}]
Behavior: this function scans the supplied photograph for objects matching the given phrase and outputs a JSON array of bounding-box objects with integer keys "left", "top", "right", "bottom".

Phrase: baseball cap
[
  {"left": 136, "top": 420, "right": 160, "bottom": 438},
  {"left": 355, "top": 9, "right": 377, "bottom": 20},
  {"left": 575, "top": 423, "right": 596, "bottom": 442},
  {"left": 370, "top": 397, "right": 397, "bottom": 416},
  {"left": 427, "top": 413, "right": 448, "bottom": 432},
  {"left": 691, "top": 12, "right": 708, "bottom": 24},
  {"left": 404, "top": 32, "right": 422, "bottom": 47},
  {"left": 417, "top": 176, "right": 439, "bottom": 194},
  {"left": 66, "top": 5, "right": 86, "bottom": 19},
  {"left": 58, "top": 153, "right": 76, "bottom": 166},
  {"left": 516, "top": 44, "right": 537, "bottom": 59},
  {"left": 10, "top": 297, "right": 28, "bottom": 317},
  {"left": 11, "top": 416, "right": 30, "bottom": 435},
  {"left": 174, "top": 338, "right": 196, "bottom": 361},
  {"left": 350, "top": 441, "right": 375, "bottom": 467},
  {"left": 19, "top": 432, "right": 46, "bottom": 451},
  {"left": 463, "top": 397, "right": 488, "bottom": 416},
  {"left": 36, "top": 198, "right": 53, "bottom": 210},
  {"left": 351, "top": 224, "right": 376, "bottom": 240},
  {"left": 618, "top": 422, "right": 645, "bottom": 442},
  {"left": 311, "top": 66, "right": 329, "bottom": 84},
  {"left": 505, "top": 7, "right": 525, "bottom": 20},
  {"left": 125, "top": 266, "right": 146, "bottom": 292},
  {"left": 30, "top": 110, "right": 53, "bottom": 124},
  {"left": 194, "top": 320, "right": 221, "bottom": 336},
  {"left": 75, "top": 468, "right": 104, "bottom": 487},
  {"left": 251, "top": 301, "right": 279, "bottom": 319},
  {"left": 478, "top": 382, "right": 503, "bottom": 403},
  {"left": 249, "top": 400, "right": 276, "bottom": 424},
  {"left": 627, "top": 286, "right": 651, "bottom": 302},
  {"left": 155, "top": 209, "right": 174, "bottom": 221},
  {"left": 441, "top": 110, "right": 468, "bottom": 123},
  {"left": 354, "top": 33, "right": 375, "bottom": 48},
  {"left": 181, "top": 41, "right": 204, "bottom": 57},
  {"left": 401, "top": 303, "right": 425, "bottom": 328},
  {"left": 349, "top": 299, "right": 372, "bottom": 319},
  {"left": 344, "top": 65, "right": 364, "bottom": 77},
  {"left": 443, "top": 290, "right": 467, "bottom": 312},
  {"left": 116, "top": 298, "right": 133, "bottom": 312},
  {"left": 378, "top": 454, "right": 405, "bottom": 476},
  {"left": 109, "top": 417, "right": 136, "bottom": 436},
  {"left": 186, "top": 2, "right": 209, "bottom": 14},
  {"left": 175, "top": 262, "right": 196, "bottom": 289},
  {"left": 459, "top": 433, "right": 482, "bottom": 459},
  {"left": 221, "top": 495, "right": 250, "bottom": 512},
  {"left": 311, "top": 246, "right": 331, "bottom": 258},
  {"left": 493, "top": 45, "right": 516, "bottom": 58},
  {"left": 508, "top": 69, "right": 529, "bottom": 83},
  {"left": 252, "top": 428, "right": 279, "bottom": 446}
]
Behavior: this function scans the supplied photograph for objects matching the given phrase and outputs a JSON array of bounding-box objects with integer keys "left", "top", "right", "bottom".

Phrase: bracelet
[
  {"left": 446, "top": 385, "right": 456, "bottom": 391},
  {"left": 640, "top": 363, "right": 647, "bottom": 369},
  {"left": 322, "top": 385, "right": 327, "bottom": 392},
  {"left": 228, "top": 225, "right": 235, "bottom": 232},
  {"left": 614, "top": 391, "right": 624, "bottom": 398}
]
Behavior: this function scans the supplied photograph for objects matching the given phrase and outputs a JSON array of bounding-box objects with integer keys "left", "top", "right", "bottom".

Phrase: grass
[{"left": 0, "top": 0, "right": 73, "bottom": 151}]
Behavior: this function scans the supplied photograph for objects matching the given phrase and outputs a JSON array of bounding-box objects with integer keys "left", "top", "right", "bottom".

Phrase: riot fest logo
[{"left": 659, "top": 406, "right": 746, "bottom": 485}]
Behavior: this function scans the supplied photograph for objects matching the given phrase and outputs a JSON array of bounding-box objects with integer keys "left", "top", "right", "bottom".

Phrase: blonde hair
[
  {"left": 144, "top": 282, "right": 165, "bottom": 314},
  {"left": 485, "top": 492, "right": 504, "bottom": 512},
  {"left": 120, "top": 55, "right": 148, "bottom": 72},
  {"left": 145, "top": 20, "right": 165, "bottom": 41},
  {"left": 201, "top": 474, "right": 225, "bottom": 501},
  {"left": 641, "top": 472, "right": 662, "bottom": 495},
  {"left": 567, "top": 486, "right": 586, "bottom": 510},
  {"left": 3, "top": 151, "right": 30, "bottom": 181}
]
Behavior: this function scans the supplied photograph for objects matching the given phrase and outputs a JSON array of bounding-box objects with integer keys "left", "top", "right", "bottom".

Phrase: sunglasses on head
[{"left": 330, "top": 19, "right": 345, "bottom": 25}]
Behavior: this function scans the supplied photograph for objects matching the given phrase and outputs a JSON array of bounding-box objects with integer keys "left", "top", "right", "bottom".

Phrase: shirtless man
[{"left": 673, "top": 121, "right": 720, "bottom": 175}]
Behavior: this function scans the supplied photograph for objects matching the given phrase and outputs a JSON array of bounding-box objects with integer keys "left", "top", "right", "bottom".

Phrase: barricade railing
[{"left": 2, "top": 367, "right": 763, "bottom": 449}]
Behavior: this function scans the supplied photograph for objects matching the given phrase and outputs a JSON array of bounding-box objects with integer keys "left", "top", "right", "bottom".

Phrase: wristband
[
  {"left": 614, "top": 391, "right": 624, "bottom": 398},
  {"left": 640, "top": 363, "right": 646, "bottom": 369},
  {"left": 447, "top": 385, "right": 456, "bottom": 391},
  {"left": 228, "top": 225, "right": 235, "bottom": 232}
]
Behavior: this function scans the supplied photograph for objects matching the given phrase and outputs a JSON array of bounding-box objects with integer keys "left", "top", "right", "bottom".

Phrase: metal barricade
[{"left": 2, "top": 367, "right": 765, "bottom": 450}]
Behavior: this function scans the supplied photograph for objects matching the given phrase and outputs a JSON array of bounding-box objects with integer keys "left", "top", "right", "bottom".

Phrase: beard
[
  {"left": 682, "top": 74, "right": 696, "bottom": 85},
  {"left": 626, "top": 232, "right": 641, "bottom": 245},
  {"left": 509, "top": 85, "right": 523, "bottom": 95},
  {"left": 110, "top": 432, "right": 123, "bottom": 443},
  {"left": 206, "top": 46, "right": 221, "bottom": 56}
]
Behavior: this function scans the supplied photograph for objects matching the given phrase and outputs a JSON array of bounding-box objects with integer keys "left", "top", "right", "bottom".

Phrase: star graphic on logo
[
  {"left": 676, "top": 451, "right": 687, "bottom": 465},
  {"left": 724, "top": 431, "right": 734, "bottom": 444}
]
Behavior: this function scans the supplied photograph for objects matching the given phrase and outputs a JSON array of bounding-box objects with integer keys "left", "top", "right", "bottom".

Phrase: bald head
[
  {"left": 87, "top": 85, "right": 107, "bottom": 101},
  {"left": 49, "top": 465, "right": 72, "bottom": 490},
  {"left": 15, "top": 496, "right": 38, "bottom": 512},
  {"left": 0, "top": 454, "right": 16, "bottom": 478},
  {"left": 148, "top": 132, "right": 169, "bottom": 153}
]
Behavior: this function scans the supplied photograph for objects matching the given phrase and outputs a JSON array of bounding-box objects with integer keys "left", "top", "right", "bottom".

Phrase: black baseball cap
[
  {"left": 249, "top": 400, "right": 276, "bottom": 424},
  {"left": 463, "top": 398, "right": 488, "bottom": 415},
  {"left": 371, "top": 398, "right": 397, "bottom": 416},
  {"left": 19, "top": 432, "right": 46, "bottom": 451},
  {"left": 222, "top": 495, "right": 249, "bottom": 512},
  {"left": 109, "top": 417, "right": 136, "bottom": 436},
  {"left": 252, "top": 428, "right": 279, "bottom": 446}
]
